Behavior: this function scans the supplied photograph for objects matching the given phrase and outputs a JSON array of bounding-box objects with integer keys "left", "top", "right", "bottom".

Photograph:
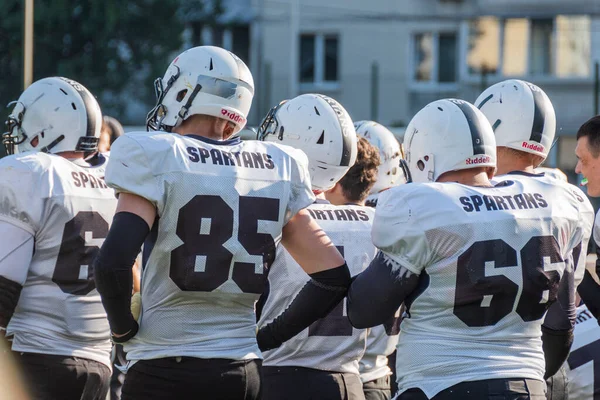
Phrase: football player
[
  {"left": 0, "top": 77, "right": 115, "bottom": 400},
  {"left": 347, "top": 99, "right": 583, "bottom": 399},
  {"left": 475, "top": 81, "right": 594, "bottom": 399},
  {"left": 354, "top": 121, "right": 410, "bottom": 207},
  {"left": 93, "top": 46, "right": 351, "bottom": 400},
  {"left": 257, "top": 96, "right": 375, "bottom": 400},
  {"left": 352, "top": 120, "right": 408, "bottom": 400},
  {"left": 574, "top": 116, "right": 600, "bottom": 320}
]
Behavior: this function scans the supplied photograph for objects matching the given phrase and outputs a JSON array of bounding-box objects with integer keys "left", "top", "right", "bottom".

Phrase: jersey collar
[
  {"left": 506, "top": 170, "right": 545, "bottom": 178},
  {"left": 187, "top": 135, "right": 241, "bottom": 146},
  {"left": 313, "top": 198, "right": 330, "bottom": 205}
]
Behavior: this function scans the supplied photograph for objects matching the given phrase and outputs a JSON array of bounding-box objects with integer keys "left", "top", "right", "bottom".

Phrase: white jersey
[
  {"left": 258, "top": 201, "right": 376, "bottom": 375},
  {"left": 566, "top": 304, "right": 600, "bottom": 400},
  {"left": 372, "top": 179, "right": 584, "bottom": 399},
  {"left": 105, "top": 132, "right": 314, "bottom": 362},
  {"left": 0, "top": 152, "right": 116, "bottom": 368},
  {"left": 359, "top": 311, "right": 401, "bottom": 383},
  {"left": 495, "top": 171, "right": 594, "bottom": 287}
]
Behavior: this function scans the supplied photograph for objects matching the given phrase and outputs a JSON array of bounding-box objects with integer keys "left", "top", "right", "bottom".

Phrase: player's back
[
  {"left": 0, "top": 152, "right": 116, "bottom": 367},
  {"left": 494, "top": 170, "right": 594, "bottom": 283},
  {"left": 567, "top": 304, "right": 600, "bottom": 400},
  {"left": 105, "top": 132, "right": 314, "bottom": 362},
  {"left": 258, "top": 201, "right": 376, "bottom": 374},
  {"left": 372, "top": 178, "right": 584, "bottom": 398}
]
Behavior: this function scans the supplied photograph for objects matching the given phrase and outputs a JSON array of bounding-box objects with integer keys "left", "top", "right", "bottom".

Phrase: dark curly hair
[{"left": 338, "top": 136, "right": 380, "bottom": 203}]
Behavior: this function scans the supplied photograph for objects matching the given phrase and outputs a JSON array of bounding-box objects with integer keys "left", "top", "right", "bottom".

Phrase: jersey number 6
[{"left": 453, "top": 236, "right": 563, "bottom": 327}]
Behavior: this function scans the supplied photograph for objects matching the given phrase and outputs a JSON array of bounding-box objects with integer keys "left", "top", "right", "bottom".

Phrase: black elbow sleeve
[
  {"left": 542, "top": 325, "right": 574, "bottom": 379},
  {"left": 93, "top": 212, "right": 149, "bottom": 336},
  {"left": 256, "top": 263, "right": 351, "bottom": 352},
  {"left": 0, "top": 276, "right": 22, "bottom": 329}
]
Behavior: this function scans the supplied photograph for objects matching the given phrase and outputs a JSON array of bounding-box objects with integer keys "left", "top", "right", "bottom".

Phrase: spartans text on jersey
[
  {"left": 460, "top": 193, "right": 548, "bottom": 212},
  {"left": 186, "top": 147, "right": 275, "bottom": 170}
]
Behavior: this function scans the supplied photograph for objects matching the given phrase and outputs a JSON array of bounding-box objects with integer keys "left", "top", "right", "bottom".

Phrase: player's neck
[
  {"left": 496, "top": 160, "right": 536, "bottom": 176},
  {"left": 56, "top": 151, "right": 85, "bottom": 160},
  {"left": 437, "top": 169, "right": 493, "bottom": 187},
  {"left": 173, "top": 117, "right": 231, "bottom": 141}
]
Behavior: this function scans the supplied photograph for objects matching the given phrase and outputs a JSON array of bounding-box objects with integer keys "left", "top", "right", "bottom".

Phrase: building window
[
  {"left": 466, "top": 15, "right": 590, "bottom": 78},
  {"left": 299, "top": 34, "right": 339, "bottom": 85},
  {"left": 411, "top": 32, "right": 457, "bottom": 85}
]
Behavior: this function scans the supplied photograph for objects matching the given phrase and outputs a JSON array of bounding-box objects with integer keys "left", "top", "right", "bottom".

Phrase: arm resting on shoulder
[
  {"left": 257, "top": 209, "right": 350, "bottom": 351},
  {"left": 347, "top": 251, "right": 419, "bottom": 329}
]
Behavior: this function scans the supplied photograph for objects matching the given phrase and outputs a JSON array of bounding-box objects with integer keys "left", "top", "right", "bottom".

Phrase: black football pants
[
  {"left": 121, "top": 357, "right": 261, "bottom": 400},
  {"left": 14, "top": 351, "right": 111, "bottom": 400},
  {"left": 398, "top": 378, "right": 546, "bottom": 400}
]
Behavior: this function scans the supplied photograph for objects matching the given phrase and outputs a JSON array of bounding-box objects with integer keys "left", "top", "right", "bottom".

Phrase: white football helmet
[
  {"left": 3, "top": 77, "right": 102, "bottom": 155},
  {"left": 354, "top": 121, "right": 410, "bottom": 193},
  {"left": 146, "top": 46, "right": 254, "bottom": 134},
  {"left": 475, "top": 79, "right": 556, "bottom": 160},
  {"left": 404, "top": 99, "right": 496, "bottom": 183},
  {"left": 257, "top": 94, "right": 358, "bottom": 191}
]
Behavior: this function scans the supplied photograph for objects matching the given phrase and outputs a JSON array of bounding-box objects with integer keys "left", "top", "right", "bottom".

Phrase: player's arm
[
  {"left": 0, "top": 221, "right": 34, "bottom": 332},
  {"left": 542, "top": 259, "right": 577, "bottom": 379},
  {"left": 347, "top": 252, "right": 419, "bottom": 328},
  {"left": 256, "top": 208, "right": 351, "bottom": 351},
  {"left": 93, "top": 193, "right": 155, "bottom": 342}
]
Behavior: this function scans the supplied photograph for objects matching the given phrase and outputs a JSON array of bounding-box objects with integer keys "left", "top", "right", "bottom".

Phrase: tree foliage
[{"left": 0, "top": 0, "right": 184, "bottom": 124}]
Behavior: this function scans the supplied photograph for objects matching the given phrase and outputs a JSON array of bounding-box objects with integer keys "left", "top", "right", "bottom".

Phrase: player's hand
[{"left": 131, "top": 292, "right": 141, "bottom": 322}]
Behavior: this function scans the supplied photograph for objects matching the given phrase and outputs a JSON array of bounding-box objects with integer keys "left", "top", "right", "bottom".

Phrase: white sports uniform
[
  {"left": 566, "top": 304, "right": 600, "bottom": 400},
  {"left": 0, "top": 152, "right": 116, "bottom": 368},
  {"left": 359, "top": 312, "right": 401, "bottom": 384},
  {"left": 495, "top": 171, "right": 594, "bottom": 287},
  {"left": 258, "top": 201, "right": 376, "bottom": 375},
  {"left": 371, "top": 179, "right": 585, "bottom": 399},
  {"left": 104, "top": 132, "right": 314, "bottom": 362}
]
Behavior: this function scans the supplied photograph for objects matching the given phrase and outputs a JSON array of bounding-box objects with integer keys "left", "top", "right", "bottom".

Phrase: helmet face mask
[
  {"left": 3, "top": 77, "right": 102, "bottom": 156},
  {"left": 257, "top": 100, "right": 287, "bottom": 142}
]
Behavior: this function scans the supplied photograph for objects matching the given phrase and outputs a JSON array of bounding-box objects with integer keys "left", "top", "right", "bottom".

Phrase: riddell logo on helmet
[
  {"left": 522, "top": 142, "right": 544, "bottom": 153},
  {"left": 465, "top": 155, "right": 491, "bottom": 165},
  {"left": 221, "top": 109, "right": 245, "bottom": 124}
]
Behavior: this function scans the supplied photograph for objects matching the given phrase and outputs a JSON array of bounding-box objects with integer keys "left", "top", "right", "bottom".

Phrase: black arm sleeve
[
  {"left": 0, "top": 276, "right": 22, "bottom": 329},
  {"left": 256, "top": 263, "right": 352, "bottom": 352},
  {"left": 93, "top": 212, "right": 149, "bottom": 338},
  {"left": 578, "top": 271, "right": 600, "bottom": 320},
  {"left": 542, "top": 261, "right": 577, "bottom": 378},
  {"left": 347, "top": 251, "right": 420, "bottom": 329}
]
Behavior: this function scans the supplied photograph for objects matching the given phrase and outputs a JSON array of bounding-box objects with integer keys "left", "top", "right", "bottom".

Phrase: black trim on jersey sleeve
[
  {"left": 347, "top": 251, "right": 420, "bottom": 329},
  {"left": 0, "top": 276, "right": 23, "bottom": 329},
  {"left": 93, "top": 212, "right": 149, "bottom": 338},
  {"left": 256, "top": 263, "right": 352, "bottom": 351}
]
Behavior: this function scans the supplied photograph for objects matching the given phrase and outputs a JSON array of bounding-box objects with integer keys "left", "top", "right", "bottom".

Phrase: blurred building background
[{"left": 1, "top": 0, "right": 599, "bottom": 185}]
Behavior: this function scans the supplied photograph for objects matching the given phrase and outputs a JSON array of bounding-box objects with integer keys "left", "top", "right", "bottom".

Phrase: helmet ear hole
[
  {"left": 176, "top": 89, "right": 188, "bottom": 102},
  {"left": 417, "top": 159, "right": 425, "bottom": 171},
  {"left": 30, "top": 136, "right": 39, "bottom": 148}
]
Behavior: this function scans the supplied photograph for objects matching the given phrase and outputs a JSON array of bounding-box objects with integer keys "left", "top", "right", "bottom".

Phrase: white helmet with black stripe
[
  {"left": 257, "top": 94, "right": 358, "bottom": 191},
  {"left": 404, "top": 99, "right": 496, "bottom": 183},
  {"left": 475, "top": 79, "right": 556, "bottom": 160},
  {"left": 2, "top": 77, "right": 102, "bottom": 155}
]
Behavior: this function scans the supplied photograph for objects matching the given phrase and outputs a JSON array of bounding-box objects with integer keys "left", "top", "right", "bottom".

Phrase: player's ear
[{"left": 485, "top": 166, "right": 495, "bottom": 180}]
